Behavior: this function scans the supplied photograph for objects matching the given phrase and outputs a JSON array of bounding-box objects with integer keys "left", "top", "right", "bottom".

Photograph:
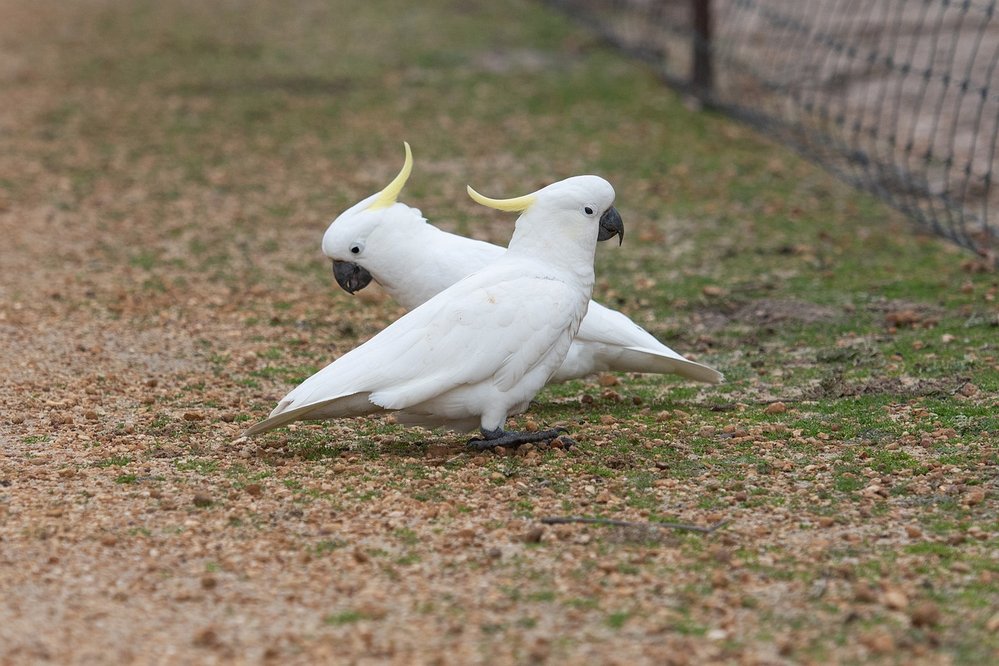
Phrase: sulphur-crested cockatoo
[
  {"left": 244, "top": 173, "right": 625, "bottom": 449},
  {"left": 324, "top": 143, "right": 721, "bottom": 384}
]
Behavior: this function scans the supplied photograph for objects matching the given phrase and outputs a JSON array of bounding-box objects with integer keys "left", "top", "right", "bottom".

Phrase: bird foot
[{"left": 467, "top": 427, "right": 573, "bottom": 451}]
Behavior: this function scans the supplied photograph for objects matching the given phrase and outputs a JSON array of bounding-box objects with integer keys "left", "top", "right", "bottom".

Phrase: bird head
[
  {"left": 321, "top": 142, "right": 422, "bottom": 294},
  {"left": 467, "top": 174, "right": 623, "bottom": 249}
]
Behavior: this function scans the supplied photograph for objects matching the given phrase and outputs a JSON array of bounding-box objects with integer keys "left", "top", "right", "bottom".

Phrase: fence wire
[{"left": 544, "top": 0, "right": 999, "bottom": 263}]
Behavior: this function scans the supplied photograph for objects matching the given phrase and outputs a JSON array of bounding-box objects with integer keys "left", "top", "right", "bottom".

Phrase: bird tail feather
[
  {"left": 241, "top": 392, "right": 378, "bottom": 437},
  {"left": 621, "top": 346, "right": 724, "bottom": 384}
]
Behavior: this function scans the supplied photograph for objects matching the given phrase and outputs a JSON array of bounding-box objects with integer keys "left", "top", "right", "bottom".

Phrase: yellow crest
[
  {"left": 367, "top": 142, "right": 413, "bottom": 211},
  {"left": 466, "top": 185, "right": 536, "bottom": 213}
]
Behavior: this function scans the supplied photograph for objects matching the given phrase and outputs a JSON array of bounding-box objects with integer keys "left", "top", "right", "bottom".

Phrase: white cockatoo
[
  {"left": 244, "top": 173, "right": 625, "bottom": 448},
  {"left": 324, "top": 143, "right": 721, "bottom": 384}
]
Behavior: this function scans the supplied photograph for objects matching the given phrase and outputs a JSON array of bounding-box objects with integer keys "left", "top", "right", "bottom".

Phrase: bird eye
[
  {"left": 350, "top": 242, "right": 364, "bottom": 255},
  {"left": 584, "top": 206, "right": 594, "bottom": 215}
]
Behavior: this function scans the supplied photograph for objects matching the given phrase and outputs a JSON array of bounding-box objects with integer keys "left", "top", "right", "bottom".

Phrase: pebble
[
  {"left": 183, "top": 412, "right": 204, "bottom": 421},
  {"left": 192, "top": 627, "right": 220, "bottom": 648},
  {"left": 597, "top": 373, "right": 619, "bottom": 387},
  {"left": 909, "top": 601, "right": 940, "bottom": 627},
  {"left": 244, "top": 483, "right": 263, "bottom": 497},
  {"left": 854, "top": 582, "right": 877, "bottom": 603},
  {"left": 862, "top": 630, "right": 895, "bottom": 654},
  {"left": 192, "top": 492, "right": 212, "bottom": 507},
  {"left": 764, "top": 402, "right": 787, "bottom": 415},
  {"left": 522, "top": 526, "right": 544, "bottom": 543},
  {"left": 964, "top": 488, "right": 985, "bottom": 505},
  {"left": 958, "top": 382, "right": 978, "bottom": 397},
  {"left": 702, "top": 285, "right": 724, "bottom": 297},
  {"left": 882, "top": 588, "right": 908, "bottom": 611},
  {"left": 985, "top": 612, "right": 999, "bottom": 633}
]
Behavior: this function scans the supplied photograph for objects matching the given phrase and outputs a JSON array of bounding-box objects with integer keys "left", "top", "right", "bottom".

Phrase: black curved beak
[
  {"left": 331, "top": 260, "right": 373, "bottom": 294},
  {"left": 597, "top": 206, "right": 624, "bottom": 245}
]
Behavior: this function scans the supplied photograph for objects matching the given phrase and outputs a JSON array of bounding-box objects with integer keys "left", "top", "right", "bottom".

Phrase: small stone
[
  {"left": 598, "top": 373, "right": 619, "bottom": 387},
  {"left": 985, "top": 612, "right": 999, "bottom": 632},
  {"left": 522, "top": 526, "right": 545, "bottom": 544},
  {"left": 964, "top": 488, "right": 985, "bottom": 505},
  {"left": 886, "top": 309, "right": 920, "bottom": 328},
  {"left": 862, "top": 630, "right": 895, "bottom": 654},
  {"left": 201, "top": 575, "right": 217, "bottom": 590},
  {"left": 817, "top": 516, "right": 834, "bottom": 528},
  {"left": 711, "top": 570, "right": 728, "bottom": 589},
  {"left": 764, "top": 402, "right": 787, "bottom": 415},
  {"left": 854, "top": 582, "right": 877, "bottom": 603},
  {"left": 192, "top": 492, "right": 212, "bottom": 508},
  {"left": 909, "top": 601, "right": 940, "bottom": 627},
  {"left": 84, "top": 410, "right": 99, "bottom": 421},
  {"left": 183, "top": 412, "right": 204, "bottom": 421},
  {"left": 883, "top": 588, "right": 909, "bottom": 611},
  {"left": 244, "top": 483, "right": 263, "bottom": 497},
  {"left": 958, "top": 382, "right": 978, "bottom": 397},
  {"left": 905, "top": 525, "right": 922, "bottom": 538},
  {"left": 702, "top": 285, "right": 724, "bottom": 297},
  {"left": 601, "top": 389, "right": 621, "bottom": 402},
  {"left": 193, "top": 627, "right": 220, "bottom": 648},
  {"left": 100, "top": 534, "right": 118, "bottom": 547}
]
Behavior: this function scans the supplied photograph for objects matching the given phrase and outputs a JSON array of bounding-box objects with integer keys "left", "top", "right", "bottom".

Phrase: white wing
[
  {"left": 559, "top": 301, "right": 723, "bottom": 383},
  {"left": 244, "top": 260, "right": 580, "bottom": 435}
]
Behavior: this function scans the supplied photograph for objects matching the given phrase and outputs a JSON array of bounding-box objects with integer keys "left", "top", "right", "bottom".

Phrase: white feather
[
  {"left": 246, "top": 175, "right": 613, "bottom": 437},
  {"left": 322, "top": 198, "right": 722, "bottom": 384}
]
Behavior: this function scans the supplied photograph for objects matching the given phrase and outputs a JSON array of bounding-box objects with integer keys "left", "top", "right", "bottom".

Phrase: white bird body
[
  {"left": 325, "top": 180, "right": 722, "bottom": 385},
  {"left": 245, "top": 174, "right": 621, "bottom": 438}
]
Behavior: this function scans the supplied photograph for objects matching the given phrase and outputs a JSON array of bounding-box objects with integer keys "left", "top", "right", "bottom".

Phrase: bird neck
[
  {"left": 365, "top": 218, "right": 466, "bottom": 308},
  {"left": 505, "top": 218, "right": 597, "bottom": 288}
]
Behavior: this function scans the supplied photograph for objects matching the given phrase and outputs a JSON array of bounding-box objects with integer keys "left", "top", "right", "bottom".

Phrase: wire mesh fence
[{"left": 544, "top": 0, "right": 999, "bottom": 263}]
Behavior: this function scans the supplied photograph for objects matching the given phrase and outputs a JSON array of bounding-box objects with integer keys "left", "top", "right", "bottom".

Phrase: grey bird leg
[{"left": 467, "top": 427, "right": 574, "bottom": 451}]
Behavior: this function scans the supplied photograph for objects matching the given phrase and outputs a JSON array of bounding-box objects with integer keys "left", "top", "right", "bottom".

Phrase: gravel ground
[{"left": 1, "top": 1, "right": 997, "bottom": 664}]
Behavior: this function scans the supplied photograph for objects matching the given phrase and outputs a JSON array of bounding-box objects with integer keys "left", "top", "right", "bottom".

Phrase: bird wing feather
[{"left": 254, "top": 261, "right": 578, "bottom": 425}]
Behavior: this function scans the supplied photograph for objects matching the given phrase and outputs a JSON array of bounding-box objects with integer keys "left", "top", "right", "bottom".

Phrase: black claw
[
  {"left": 555, "top": 436, "right": 576, "bottom": 449},
  {"left": 467, "top": 427, "right": 569, "bottom": 451}
]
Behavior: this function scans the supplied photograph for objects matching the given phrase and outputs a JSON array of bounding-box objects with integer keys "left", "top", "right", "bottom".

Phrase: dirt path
[{"left": 1, "top": 1, "right": 996, "bottom": 664}]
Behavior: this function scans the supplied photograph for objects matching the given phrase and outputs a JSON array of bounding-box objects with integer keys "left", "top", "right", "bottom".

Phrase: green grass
[{"left": 10, "top": 0, "right": 998, "bottom": 663}]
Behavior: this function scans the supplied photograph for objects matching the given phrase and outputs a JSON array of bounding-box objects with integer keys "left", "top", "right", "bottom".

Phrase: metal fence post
[{"left": 692, "top": 0, "right": 714, "bottom": 100}]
